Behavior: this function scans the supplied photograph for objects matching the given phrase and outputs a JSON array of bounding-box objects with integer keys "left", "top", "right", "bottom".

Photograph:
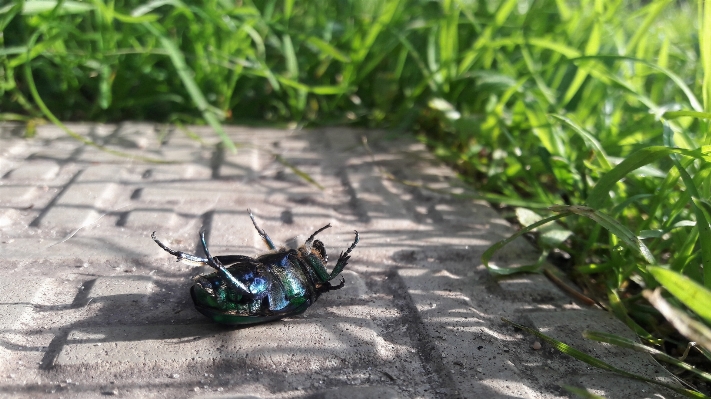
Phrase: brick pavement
[{"left": 0, "top": 123, "right": 679, "bottom": 398}]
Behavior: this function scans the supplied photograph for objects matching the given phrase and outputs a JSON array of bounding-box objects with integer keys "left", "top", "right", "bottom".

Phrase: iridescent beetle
[{"left": 151, "top": 210, "right": 359, "bottom": 325}]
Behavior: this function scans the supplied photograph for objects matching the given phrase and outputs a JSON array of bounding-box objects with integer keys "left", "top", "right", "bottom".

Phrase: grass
[{"left": 2, "top": 0, "right": 711, "bottom": 394}]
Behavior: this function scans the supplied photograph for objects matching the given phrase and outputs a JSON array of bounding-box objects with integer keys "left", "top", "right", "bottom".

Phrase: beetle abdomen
[{"left": 152, "top": 210, "right": 358, "bottom": 325}]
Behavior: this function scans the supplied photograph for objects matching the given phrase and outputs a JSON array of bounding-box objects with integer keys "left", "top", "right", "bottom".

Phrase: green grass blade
[
  {"left": 282, "top": 34, "right": 298, "bottom": 79},
  {"left": 306, "top": 36, "right": 350, "bottom": 62},
  {"left": 607, "top": 289, "right": 662, "bottom": 345},
  {"left": 502, "top": 318, "right": 706, "bottom": 398},
  {"left": 550, "top": 114, "right": 612, "bottom": 170},
  {"left": 142, "top": 22, "right": 235, "bottom": 152},
  {"left": 560, "top": 20, "right": 601, "bottom": 107},
  {"left": 0, "top": 1, "right": 22, "bottom": 30},
  {"left": 1, "top": 0, "right": 93, "bottom": 15},
  {"left": 283, "top": 0, "right": 293, "bottom": 20},
  {"left": 23, "top": 35, "right": 169, "bottom": 163},
  {"left": 701, "top": 0, "right": 711, "bottom": 110},
  {"left": 584, "top": 330, "right": 711, "bottom": 384},
  {"left": 664, "top": 110, "right": 711, "bottom": 120},
  {"left": 663, "top": 129, "right": 711, "bottom": 287},
  {"left": 482, "top": 212, "right": 569, "bottom": 275},
  {"left": 571, "top": 55, "right": 703, "bottom": 112},
  {"left": 130, "top": 0, "right": 185, "bottom": 17},
  {"left": 691, "top": 197, "right": 711, "bottom": 287},
  {"left": 273, "top": 154, "right": 323, "bottom": 190},
  {"left": 587, "top": 146, "right": 711, "bottom": 209},
  {"left": 648, "top": 266, "right": 711, "bottom": 325},
  {"left": 644, "top": 288, "right": 711, "bottom": 351}
]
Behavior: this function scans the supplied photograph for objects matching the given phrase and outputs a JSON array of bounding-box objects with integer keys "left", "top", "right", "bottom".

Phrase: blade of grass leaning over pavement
[
  {"left": 142, "top": 22, "right": 236, "bottom": 152},
  {"left": 644, "top": 288, "right": 711, "bottom": 351},
  {"left": 481, "top": 213, "right": 569, "bottom": 275},
  {"left": 607, "top": 289, "right": 662, "bottom": 345},
  {"left": 273, "top": 154, "right": 324, "bottom": 190},
  {"left": 648, "top": 267, "right": 711, "bottom": 325},
  {"left": 501, "top": 318, "right": 707, "bottom": 398},
  {"left": 584, "top": 330, "right": 711, "bottom": 384}
]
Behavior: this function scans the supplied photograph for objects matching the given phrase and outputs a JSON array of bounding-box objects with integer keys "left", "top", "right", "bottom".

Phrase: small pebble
[
  {"left": 532, "top": 341, "right": 542, "bottom": 350},
  {"left": 170, "top": 374, "right": 179, "bottom": 379}
]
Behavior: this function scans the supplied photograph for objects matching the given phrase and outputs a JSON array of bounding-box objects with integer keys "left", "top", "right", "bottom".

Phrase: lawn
[{"left": 2, "top": 0, "right": 711, "bottom": 395}]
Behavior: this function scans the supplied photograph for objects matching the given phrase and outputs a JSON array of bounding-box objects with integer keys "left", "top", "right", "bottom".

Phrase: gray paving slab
[{"left": 0, "top": 122, "right": 682, "bottom": 399}]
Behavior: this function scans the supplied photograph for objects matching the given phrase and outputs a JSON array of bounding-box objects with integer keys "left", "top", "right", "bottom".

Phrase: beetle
[{"left": 151, "top": 210, "right": 359, "bottom": 325}]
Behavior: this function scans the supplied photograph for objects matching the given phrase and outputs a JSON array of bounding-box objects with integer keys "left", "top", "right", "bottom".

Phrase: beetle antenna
[
  {"left": 306, "top": 224, "right": 331, "bottom": 247},
  {"left": 248, "top": 209, "right": 277, "bottom": 250}
]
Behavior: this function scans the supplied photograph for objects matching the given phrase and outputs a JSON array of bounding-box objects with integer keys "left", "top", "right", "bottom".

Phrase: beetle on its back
[{"left": 152, "top": 210, "right": 359, "bottom": 325}]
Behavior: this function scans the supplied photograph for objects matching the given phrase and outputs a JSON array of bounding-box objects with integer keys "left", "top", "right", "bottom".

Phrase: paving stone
[
  {"left": 0, "top": 277, "right": 50, "bottom": 329},
  {"left": 145, "top": 163, "right": 213, "bottom": 181},
  {"left": 87, "top": 275, "right": 155, "bottom": 302},
  {"left": 515, "top": 309, "right": 679, "bottom": 399},
  {"left": 0, "top": 186, "right": 39, "bottom": 206},
  {"left": 104, "top": 123, "right": 161, "bottom": 150},
  {"left": 5, "top": 160, "right": 60, "bottom": 181},
  {"left": 140, "top": 182, "right": 240, "bottom": 205},
  {"left": 304, "top": 385, "right": 401, "bottom": 399},
  {"left": 35, "top": 180, "right": 118, "bottom": 229},
  {"left": 496, "top": 273, "right": 572, "bottom": 305},
  {"left": 120, "top": 208, "right": 180, "bottom": 229},
  {"left": 218, "top": 146, "right": 262, "bottom": 180},
  {"left": 0, "top": 235, "right": 159, "bottom": 260},
  {"left": 54, "top": 318, "right": 396, "bottom": 367}
]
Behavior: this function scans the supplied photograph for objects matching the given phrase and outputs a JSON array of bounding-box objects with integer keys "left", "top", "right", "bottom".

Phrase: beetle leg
[
  {"left": 305, "top": 224, "right": 331, "bottom": 247},
  {"left": 329, "top": 230, "right": 359, "bottom": 280},
  {"left": 152, "top": 231, "right": 211, "bottom": 267},
  {"left": 248, "top": 209, "right": 277, "bottom": 250},
  {"left": 318, "top": 276, "right": 346, "bottom": 293},
  {"left": 199, "top": 231, "right": 253, "bottom": 297}
]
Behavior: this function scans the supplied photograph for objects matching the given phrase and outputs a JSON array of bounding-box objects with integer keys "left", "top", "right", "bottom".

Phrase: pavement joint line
[
  {"left": 28, "top": 168, "right": 84, "bottom": 227},
  {"left": 386, "top": 268, "right": 459, "bottom": 397}
]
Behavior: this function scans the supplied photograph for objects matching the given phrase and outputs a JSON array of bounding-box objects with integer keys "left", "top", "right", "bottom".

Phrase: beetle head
[{"left": 311, "top": 239, "right": 328, "bottom": 264}]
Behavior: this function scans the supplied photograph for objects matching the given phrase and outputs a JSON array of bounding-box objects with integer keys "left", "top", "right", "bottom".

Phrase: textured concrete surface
[{"left": 0, "top": 122, "right": 679, "bottom": 398}]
